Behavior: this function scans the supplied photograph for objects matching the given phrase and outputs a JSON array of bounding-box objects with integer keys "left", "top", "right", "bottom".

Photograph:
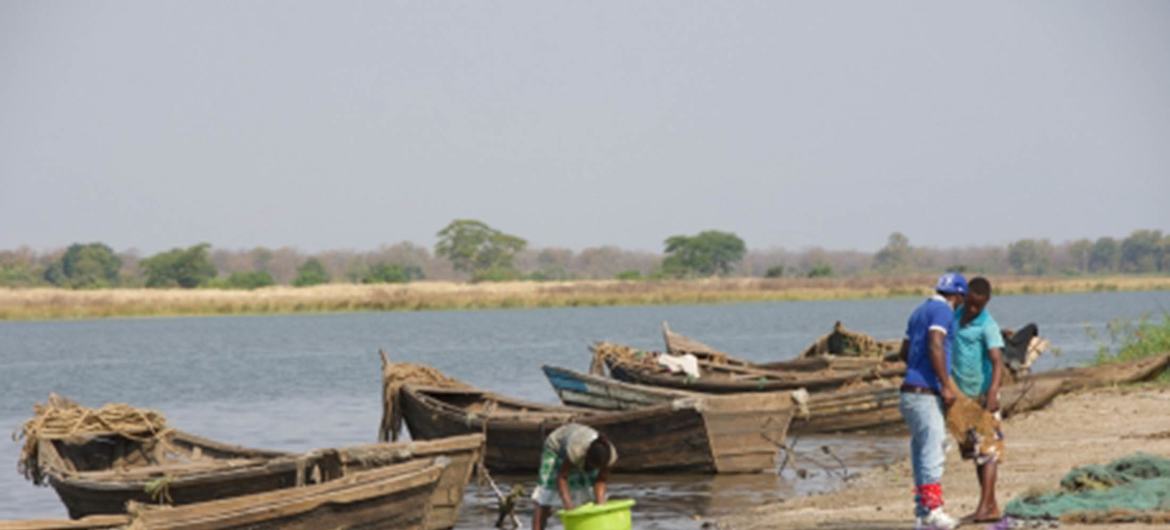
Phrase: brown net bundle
[
  {"left": 16, "top": 393, "right": 169, "bottom": 485},
  {"left": 378, "top": 350, "right": 468, "bottom": 442},
  {"left": 946, "top": 394, "right": 1005, "bottom": 464},
  {"left": 589, "top": 341, "right": 660, "bottom": 376},
  {"left": 799, "top": 321, "right": 900, "bottom": 359}
]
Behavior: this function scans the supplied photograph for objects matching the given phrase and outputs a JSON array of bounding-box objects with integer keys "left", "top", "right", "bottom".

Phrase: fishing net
[
  {"left": 945, "top": 394, "right": 1003, "bottom": 464},
  {"left": 15, "top": 394, "right": 169, "bottom": 485},
  {"left": 1005, "top": 453, "right": 1170, "bottom": 522},
  {"left": 589, "top": 342, "right": 659, "bottom": 376},
  {"left": 798, "top": 321, "right": 899, "bottom": 358},
  {"left": 378, "top": 350, "right": 467, "bottom": 442}
]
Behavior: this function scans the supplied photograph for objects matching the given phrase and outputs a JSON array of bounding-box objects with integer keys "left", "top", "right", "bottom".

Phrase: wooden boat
[
  {"left": 0, "top": 517, "right": 129, "bottom": 530},
  {"left": 2, "top": 460, "right": 446, "bottom": 530},
  {"left": 556, "top": 353, "right": 1170, "bottom": 435},
  {"left": 125, "top": 457, "right": 446, "bottom": 530},
  {"left": 25, "top": 398, "right": 482, "bottom": 530},
  {"left": 545, "top": 364, "right": 903, "bottom": 435},
  {"left": 595, "top": 341, "right": 905, "bottom": 394},
  {"left": 392, "top": 369, "right": 794, "bottom": 474},
  {"left": 661, "top": 321, "right": 896, "bottom": 373}
]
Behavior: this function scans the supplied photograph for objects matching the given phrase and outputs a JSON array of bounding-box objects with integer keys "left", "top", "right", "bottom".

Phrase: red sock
[{"left": 917, "top": 483, "right": 944, "bottom": 511}]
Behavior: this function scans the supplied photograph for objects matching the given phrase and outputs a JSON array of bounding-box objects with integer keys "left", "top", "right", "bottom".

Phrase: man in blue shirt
[
  {"left": 950, "top": 276, "right": 1005, "bottom": 523},
  {"left": 898, "top": 272, "right": 967, "bottom": 530}
]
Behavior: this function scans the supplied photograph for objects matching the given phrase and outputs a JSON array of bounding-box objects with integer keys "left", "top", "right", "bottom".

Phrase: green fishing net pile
[{"left": 1005, "top": 453, "right": 1170, "bottom": 520}]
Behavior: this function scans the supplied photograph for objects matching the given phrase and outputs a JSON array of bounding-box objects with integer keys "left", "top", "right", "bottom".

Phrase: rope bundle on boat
[
  {"left": 16, "top": 393, "right": 169, "bottom": 485},
  {"left": 378, "top": 350, "right": 468, "bottom": 442},
  {"left": 589, "top": 341, "right": 660, "bottom": 376},
  {"left": 798, "top": 321, "right": 899, "bottom": 358}
]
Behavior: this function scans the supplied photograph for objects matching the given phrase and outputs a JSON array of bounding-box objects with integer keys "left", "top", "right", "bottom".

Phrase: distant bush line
[{"left": 1, "top": 223, "right": 1167, "bottom": 291}]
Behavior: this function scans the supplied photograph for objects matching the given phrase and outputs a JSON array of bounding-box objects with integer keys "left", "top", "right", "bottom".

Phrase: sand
[{"left": 716, "top": 384, "right": 1170, "bottom": 530}]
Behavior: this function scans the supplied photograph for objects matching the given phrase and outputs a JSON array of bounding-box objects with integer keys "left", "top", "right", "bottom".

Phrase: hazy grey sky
[{"left": 2, "top": 1, "right": 1167, "bottom": 254}]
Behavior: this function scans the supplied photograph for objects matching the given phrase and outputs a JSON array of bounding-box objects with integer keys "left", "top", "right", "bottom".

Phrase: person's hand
[
  {"left": 985, "top": 394, "right": 1000, "bottom": 414},
  {"left": 563, "top": 502, "right": 574, "bottom": 512},
  {"left": 940, "top": 384, "right": 957, "bottom": 408}
]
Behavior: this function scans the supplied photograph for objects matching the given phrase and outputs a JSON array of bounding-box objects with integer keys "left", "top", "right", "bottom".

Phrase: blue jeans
[{"left": 899, "top": 391, "right": 946, "bottom": 517}]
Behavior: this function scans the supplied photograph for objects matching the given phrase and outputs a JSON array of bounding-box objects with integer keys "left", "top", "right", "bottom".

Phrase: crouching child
[{"left": 532, "top": 423, "right": 618, "bottom": 530}]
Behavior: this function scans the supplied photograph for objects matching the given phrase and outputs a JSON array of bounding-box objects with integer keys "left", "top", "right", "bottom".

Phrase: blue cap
[{"left": 935, "top": 272, "right": 968, "bottom": 295}]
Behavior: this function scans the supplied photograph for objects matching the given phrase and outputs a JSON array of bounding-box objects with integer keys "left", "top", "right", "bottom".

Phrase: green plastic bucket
[{"left": 557, "top": 499, "right": 636, "bottom": 530}]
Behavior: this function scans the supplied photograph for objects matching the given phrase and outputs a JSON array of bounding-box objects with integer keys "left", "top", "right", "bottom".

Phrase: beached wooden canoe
[
  {"left": 0, "top": 517, "right": 129, "bottom": 530},
  {"left": 558, "top": 353, "right": 1170, "bottom": 436},
  {"left": 545, "top": 364, "right": 903, "bottom": 435},
  {"left": 394, "top": 375, "right": 794, "bottom": 474},
  {"left": 124, "top": 457, "right": 447, "bottom": 530},
  {"left": 595, "top": 341, "right": 905, "bottom": 394},
  {"left": 3, "top": 460, "right": 447, "bottom": 530},
  {"left": 23, "top": 397, "right": 482, "bottom": 530},
  {"left": 661, "top": 321, "right": 895, "bottom": 373}
]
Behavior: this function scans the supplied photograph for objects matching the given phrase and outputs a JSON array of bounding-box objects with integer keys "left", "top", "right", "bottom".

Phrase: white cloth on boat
[{"left": 657, "top": 353, "right": 701, "bottom": 379}]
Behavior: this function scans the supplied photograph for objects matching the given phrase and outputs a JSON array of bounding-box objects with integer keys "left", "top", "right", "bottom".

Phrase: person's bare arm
[
  {"left": 898, "top": 338, "right": 909, "bottom": 364},
  {"left": 557, "top": 460, "right": 574, "bottom": 510},
  {"left": 928, "top": 329, "right": 956, "bottom": 406},
  {"left": 985, "top": 346, "right": 1004, "bottom": 412},
  {"left": 593, "top": 467, "right": 608, "bottom": 505}
]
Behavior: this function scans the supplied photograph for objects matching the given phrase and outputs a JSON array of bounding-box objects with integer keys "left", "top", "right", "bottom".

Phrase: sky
[{"left": 1, "top": 1, "right": 1167, "bottom": 254}]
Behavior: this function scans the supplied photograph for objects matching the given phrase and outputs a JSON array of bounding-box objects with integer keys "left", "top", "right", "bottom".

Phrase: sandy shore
[{"left": 716, "top": 384, "right": 1170, "bottom": 530}]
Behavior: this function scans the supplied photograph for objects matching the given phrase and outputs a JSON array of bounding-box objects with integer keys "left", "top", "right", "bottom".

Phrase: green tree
[
  {"left": 292, "top": 258, "right": 330, "bottom": 287},
  {"left": 362, "top": 263, "right": 423, "bottom": 284},
  {"left": 872, "top": 232, "right": 912, "bottom": 273},
  {"left": 1162, "top": 235, "right": 1170, "bottom": 272},
  {"left": 807, "top": 263, "right": 833, "bottom": 278},
  {"left": 615, "top": 270, "right": 643, "bottom": 280},
  {"left": 42, "top": 243, "right": 122, "bottom": 288},
  {"left": 140, "top": 243, "right": 217, "bottom": 288},
  {"left": 1067, "top": 239, "right": 1093, "bottom": 274},
  {"left": 661, "top": 230, "right": 746, "bottom": 277},
  {"left": 435, "top": 219, "right": 527, "bottom": 281},
  {"left": 1119, "top": 229, "right": 1164, "bottom": 273},
  {"left": 1089, "top": 237, "right": 1119, "bottom": 273},
  {"left": 209, "top": 271, "right": 276, "bottom": 290},
  {"left": 1007, "top": 239, "right": 1052, "bottom": 275},
  {"left": 764, "top": 265, "right": 785, "bottom": 278}
]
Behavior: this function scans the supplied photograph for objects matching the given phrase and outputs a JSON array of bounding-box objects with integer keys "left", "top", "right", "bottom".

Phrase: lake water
[{"left": 1, "top": 290, "right": 1167, "bottom": 526}]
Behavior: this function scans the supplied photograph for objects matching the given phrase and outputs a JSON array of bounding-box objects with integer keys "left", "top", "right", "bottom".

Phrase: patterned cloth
[{"left": 530, "top": 423, "right": 606, "bottom": 507}]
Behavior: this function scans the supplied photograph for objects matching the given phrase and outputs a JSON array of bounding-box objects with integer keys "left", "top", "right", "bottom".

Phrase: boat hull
[{"left": 400, "top": 384, "right": 792, "bottom": 474}]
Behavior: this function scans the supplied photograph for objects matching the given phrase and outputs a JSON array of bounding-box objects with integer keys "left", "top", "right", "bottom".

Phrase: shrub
[
  {"left": 362, "top": 263, "right": 423, "bottom": 284},
  {"left": 224, "top": 271, "right": 275, "bottom": 290},
  {"left": 615, "top": 270, "right": 643, "bottom": 281},
  {"left": 1093, "top": 314, "right": 1170, "bottom": 368},
  {"left": 141, "top": 244, "right": 216, "bottom": 288},
  {"left": 293, "top": 258, "right": 329, "bottom": 287},
  {"left": 43, "top": 243, "right": 121, "bottom": 288},
  {"left": 807, "top": 263, "right": 833, "bottom": 278}
]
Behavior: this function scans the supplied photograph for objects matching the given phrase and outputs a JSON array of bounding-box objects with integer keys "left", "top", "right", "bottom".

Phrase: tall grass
[
  {"left": 1093, "top": 314, "right": 1170, "bottom": 365},
  {"left": 2, "top": 275, "right": 1169, "bottom": 321}
]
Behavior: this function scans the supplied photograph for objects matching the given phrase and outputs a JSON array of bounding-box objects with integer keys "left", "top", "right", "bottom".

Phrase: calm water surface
[{"left": 1, "top": 290, "right": 1167, "bottom": 527}]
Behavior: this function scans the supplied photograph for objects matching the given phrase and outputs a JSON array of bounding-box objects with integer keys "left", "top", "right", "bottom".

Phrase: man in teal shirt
[{"left": 950, "top": 276, "right": 1005, "bottom": 523}]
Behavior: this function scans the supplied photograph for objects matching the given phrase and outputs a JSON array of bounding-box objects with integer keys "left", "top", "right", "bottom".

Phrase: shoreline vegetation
[{"left": 3, "top": 274, "right": 1168, "bottom": 321}]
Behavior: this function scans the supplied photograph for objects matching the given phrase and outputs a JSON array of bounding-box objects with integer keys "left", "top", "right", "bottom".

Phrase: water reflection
[{"left": 456, "top": 435, "right": 905, "bottom": 529}]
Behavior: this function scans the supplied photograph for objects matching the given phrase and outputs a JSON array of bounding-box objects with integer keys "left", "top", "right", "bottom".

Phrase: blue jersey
[{"left": 903, "top": 295, "right": 955, "bottom": 392}]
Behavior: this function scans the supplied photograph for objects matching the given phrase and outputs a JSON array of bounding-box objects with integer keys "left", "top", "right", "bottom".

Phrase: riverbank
[
  {"left": 716, "top": 384, "right": 1170, "bottom": 530},
  {"left": 2, "top": 275, "right": 1168, "bottom": 320}
]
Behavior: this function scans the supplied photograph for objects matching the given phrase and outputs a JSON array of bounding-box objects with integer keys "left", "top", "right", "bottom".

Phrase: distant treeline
[{"left": 1, "top": 220, "right": 1167, "bottom": 290}]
